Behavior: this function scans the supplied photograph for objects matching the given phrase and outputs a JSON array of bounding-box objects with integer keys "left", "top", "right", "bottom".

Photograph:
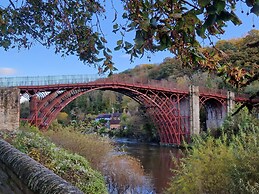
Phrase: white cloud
[{"left": 0, "top": 67, "right": 17, "bottom": 75}]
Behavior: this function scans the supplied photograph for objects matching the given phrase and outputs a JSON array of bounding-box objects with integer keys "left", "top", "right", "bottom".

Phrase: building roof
[
  {"left": 96, "top": 114, "right": 111, "bottom": 119},
  {"left": 96, "top": 112, "right": 121, "bottom": 120},
  {"left": 110, "top": 119, "right": 120, "bottom": 125}
]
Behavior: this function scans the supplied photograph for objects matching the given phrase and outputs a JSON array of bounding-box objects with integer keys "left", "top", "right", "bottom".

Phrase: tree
[
  {"left": 119, "top": 0, "right": 258, "bottom": 61},
  {"left": 0, "top": 0, "right": 114, "bottom": 74},
  {"left": 215, "top": 30, "right": 259, "bottom": 89},
  {"left": 118, "top": 1, "right": 259, "bottom": 111},
  {"left": 1, "top": 1, "right": 258, "bottom": 89}
]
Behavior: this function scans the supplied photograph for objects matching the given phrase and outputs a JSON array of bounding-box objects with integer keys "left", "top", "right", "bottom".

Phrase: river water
[{"left": 115, "top": 138, "right": 183, "bottom": 194}]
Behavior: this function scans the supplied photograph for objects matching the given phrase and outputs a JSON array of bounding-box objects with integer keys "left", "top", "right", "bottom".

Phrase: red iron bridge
[{"left": 1, "top": 74, "right": 258, "bottom": 145}]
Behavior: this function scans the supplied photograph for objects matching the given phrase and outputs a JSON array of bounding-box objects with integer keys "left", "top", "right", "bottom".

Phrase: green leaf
[
  {"left": 214, "top": 1, "right": 226, "bottom": 13},
  {"left": 134, "top": 30, "right": 145, "bottom": 46},
  {"left": 198, "top": 0, "right": 211, "bottom": 7},
  {"left": 95, "top": 58, "right": 105, "bottom": 62},
  {"left": 114, "top": 45, "right": 121, "bottom": 51},
  {"left": 150, "top": 17, "right": 157, "bottom": 28},
  {"left": 117, "top": 40, "right": 123, "bottom": 45},
  {"left": 103, "top": 66, "right": 109, "bottom": 72},
  {"left": 1, "top": 39, "right": 11, "bottom": 49},
  {"left": 246, "top": 0, "right": 255, "bottom": 7},
  {"left": 204, "top": 14, "right": 217, "bottom": 27},
  {"left": 251, "top": 3, "right": 259, "bottom": 16},
  {"left": 122, "top": 12, "right": 128, "bottom": 19},
  {"left": 230, "top": 11, "right": 242, "bottom": 25},
  {"left": 139, "top": 20, "right": 150, "bottom": 32},
  {"left": 124, "top": 41, "right": 133, "bottom": 50},
  {"left": 196, "top": 26, "right": 206, "bottom": 39},
  {"left": 106, "top": 48, "right": 112, "bottom": 53},
  {"left": 206, "top": 5, "right": 217, "bottom": 14},
  {"left": 97, "top": 44, "right": 104, "bottom": 50},
  {"left": 113, "top": 23, "right": 119, "bottom": 29},
  {"left": 100, "top": 37, "right": 107, "bottom": 43},
  {"left": 127, "top": 22, "right": 136, "bottom": 31},
  {"left": 218, "top": 11, "right": 232, "bottom": 21}
]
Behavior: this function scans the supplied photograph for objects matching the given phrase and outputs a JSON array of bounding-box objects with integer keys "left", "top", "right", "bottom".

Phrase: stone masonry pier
[{"left": 0, "top": 87, "right": 20, "bottom": 131}]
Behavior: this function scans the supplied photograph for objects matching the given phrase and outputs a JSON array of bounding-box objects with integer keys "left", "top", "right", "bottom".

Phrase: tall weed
[
  {"left": 44, "top": 127, "right": 147, "bottom": 193},
  {"left": 45, "top": 129, "right": 113, "bottom": 168}
]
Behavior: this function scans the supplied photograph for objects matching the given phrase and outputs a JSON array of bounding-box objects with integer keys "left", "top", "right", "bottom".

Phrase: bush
[
  {"left": 166, "top": 109, "right": 259, "bottom": 194},
  {"left": 1, "top": 129, "right": 108, "bottom": 194}
]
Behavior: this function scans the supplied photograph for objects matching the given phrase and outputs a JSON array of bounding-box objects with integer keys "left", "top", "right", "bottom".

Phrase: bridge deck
[{"left": 0, "top": 74, "right": 254, "bottom": 103}]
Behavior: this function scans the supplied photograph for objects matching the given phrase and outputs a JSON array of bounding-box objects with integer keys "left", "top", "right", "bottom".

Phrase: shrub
[
  {"left": 1, "top": 129, "right": 108, "bottom": 194},
  {"left": 166, "top": 109, "right": 259, "bottom": 194}
]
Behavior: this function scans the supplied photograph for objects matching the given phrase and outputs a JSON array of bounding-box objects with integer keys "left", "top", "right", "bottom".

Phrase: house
[
  {"left": 95, "top": 112, "right": 122, "bottom": 129},
  {"left": 110, "top": 119, "right": 120, "bottom": 129}
]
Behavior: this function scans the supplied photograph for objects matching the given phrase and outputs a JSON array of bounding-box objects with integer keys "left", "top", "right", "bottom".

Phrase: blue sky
[{"left": 0, "top": 1, "right": 258, "bottom": 77}]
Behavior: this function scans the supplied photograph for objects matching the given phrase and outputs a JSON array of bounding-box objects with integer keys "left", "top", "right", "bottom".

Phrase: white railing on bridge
[{"left": 0, "top": 74, "right": 103, "bottom": 87}]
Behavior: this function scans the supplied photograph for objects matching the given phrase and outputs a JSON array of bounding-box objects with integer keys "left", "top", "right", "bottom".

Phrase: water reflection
[{"left": 115, "top": 138, "right": 183, "bottom": 194}]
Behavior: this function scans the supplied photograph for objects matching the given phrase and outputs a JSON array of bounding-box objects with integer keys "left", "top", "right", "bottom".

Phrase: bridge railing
[
  {"left": 0, "top": 74, "right": 102, "bottom": 87},
  {"left": 98, "top": 74, "right": 190, "bottom": 92},
  {"left": 199, "top": 86, "right": 227, "bottom": 96},
  {"left": 1, "top": 74, "right": 252, "bottom": 101}
]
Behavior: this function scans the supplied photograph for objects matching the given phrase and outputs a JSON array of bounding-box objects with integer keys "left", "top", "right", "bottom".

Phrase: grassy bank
[
  {"left": 2, "top": 122, "right": 147, "bottom": 193},
  {"left": 0, "top": 127, "right": 107, "bottom": 194}
]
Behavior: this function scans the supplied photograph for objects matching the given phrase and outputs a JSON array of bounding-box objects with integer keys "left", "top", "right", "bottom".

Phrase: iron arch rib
[
  {"left": 22, "top": 83, "right": 190, "bottom": 145},
  {"left": 18, "top": 77, "right": 259, "bottom": 145}
]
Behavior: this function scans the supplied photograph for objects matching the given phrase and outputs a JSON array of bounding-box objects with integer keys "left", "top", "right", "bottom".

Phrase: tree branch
[
  {"left": 232, "top": 90, "right": 259, "bottom": 116},
  {"left": 9, "top": 0, "right": 15, "bottom": 9},
  {"left": 181, "top": 0, "right": 200, "bottom": 10}
]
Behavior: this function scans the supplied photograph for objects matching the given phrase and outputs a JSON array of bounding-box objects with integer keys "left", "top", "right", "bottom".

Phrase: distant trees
[
  {"left": 63, "top": 90, "right": 126, "bottom": 118},
  {"left": 215, "top": 29, "right": 259, "bottom": 89}
]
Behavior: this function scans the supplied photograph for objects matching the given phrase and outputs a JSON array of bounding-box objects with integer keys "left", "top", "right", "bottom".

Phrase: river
[{"left": 115, "top": 138, "right": 183, "bottom": 194}]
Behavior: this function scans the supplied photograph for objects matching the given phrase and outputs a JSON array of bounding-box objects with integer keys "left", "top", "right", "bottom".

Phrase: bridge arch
[
  {"left": 199, "top": 96, "right": 227, "bottom": 132},
  {"left": 24, "top": 84, "right": 190, "bottom": 145}
]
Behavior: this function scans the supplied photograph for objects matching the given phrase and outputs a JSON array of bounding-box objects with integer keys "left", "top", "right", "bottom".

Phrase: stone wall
[
  {"left": 0, "top": 88, "right": 20, "bottom": 131},
  {"left": 0, "top": 138, "right": 83, "bottom": 194},
  {"left": 0, "top": 159, "right": 35, "bottom": 194}
]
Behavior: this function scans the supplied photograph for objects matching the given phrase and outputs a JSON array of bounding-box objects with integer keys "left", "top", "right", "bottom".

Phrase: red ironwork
[{"left": 18, "top": 76, "right": 258, "bottom": 145}]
